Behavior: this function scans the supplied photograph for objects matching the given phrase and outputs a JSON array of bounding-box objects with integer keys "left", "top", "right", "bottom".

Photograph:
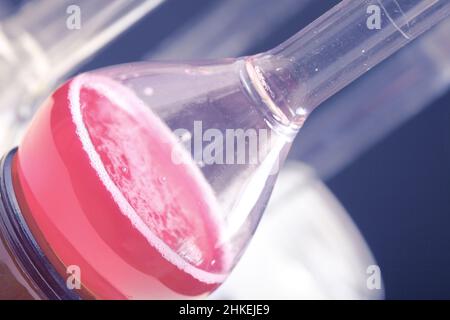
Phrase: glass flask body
[{"left": 6, "top": 59, "right": 291, "bottom": 299}]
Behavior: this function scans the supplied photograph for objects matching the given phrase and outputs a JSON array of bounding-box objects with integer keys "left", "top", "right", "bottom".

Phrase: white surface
[{"left": 211, "top": 162, "right": 383, "bottom": 299}]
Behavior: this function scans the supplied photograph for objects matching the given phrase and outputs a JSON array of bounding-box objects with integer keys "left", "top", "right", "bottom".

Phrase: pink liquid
[{"left": 12, "top": 74, "right": 228, "bottom": 299}]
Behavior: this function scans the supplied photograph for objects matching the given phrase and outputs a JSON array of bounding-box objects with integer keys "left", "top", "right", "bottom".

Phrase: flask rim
[{"left": 0, "top": 148, "right": 80, "bottom": 300}]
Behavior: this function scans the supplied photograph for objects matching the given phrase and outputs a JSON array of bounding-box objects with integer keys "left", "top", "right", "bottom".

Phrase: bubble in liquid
[
  {"left": 295, "top": 107, "right": 307, "bottom": 116},
  {"left": 158, "top": 176, "right": 167, "bottom": 184},
  {"left": 143, "top": 87, "right": 154, "bottom": 96},
  {"left": 197, "top": 160, "right": 205, "bottom": 168}
]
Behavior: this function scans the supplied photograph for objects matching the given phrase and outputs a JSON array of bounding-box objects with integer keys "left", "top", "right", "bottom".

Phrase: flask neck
[{"left": 248, "top": 0, "right": 450, "bottom": 131}]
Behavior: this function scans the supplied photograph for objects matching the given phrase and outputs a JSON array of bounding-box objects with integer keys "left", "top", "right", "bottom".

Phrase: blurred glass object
[
  {"left": 211, "top": 162, "right": 382, "bottom": 299},
  {"left": 0, "top": 0, "right": 165, "bottom": 153}
]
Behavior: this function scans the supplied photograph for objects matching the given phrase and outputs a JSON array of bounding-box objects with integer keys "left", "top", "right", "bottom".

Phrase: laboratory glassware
[{"left": 0, "top": 0, "right": 449, "bottom": 299}]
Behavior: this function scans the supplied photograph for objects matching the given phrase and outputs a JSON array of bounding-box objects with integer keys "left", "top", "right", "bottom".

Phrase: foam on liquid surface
[{"left": 69, "top": 74, "right": 227, "bottom": 284}]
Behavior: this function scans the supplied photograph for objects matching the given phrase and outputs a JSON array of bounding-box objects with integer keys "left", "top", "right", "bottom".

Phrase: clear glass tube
[
  {"left": 250, "top": 0, "right": 450, "bottom": 131},
  {"left": 291, "top": 17, "right": 450, "bottom": 179}
]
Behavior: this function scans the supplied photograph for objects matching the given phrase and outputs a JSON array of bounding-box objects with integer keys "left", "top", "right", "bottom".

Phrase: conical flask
[{"left": 0, "top": 0, "right": 448, "bottom": 299}]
